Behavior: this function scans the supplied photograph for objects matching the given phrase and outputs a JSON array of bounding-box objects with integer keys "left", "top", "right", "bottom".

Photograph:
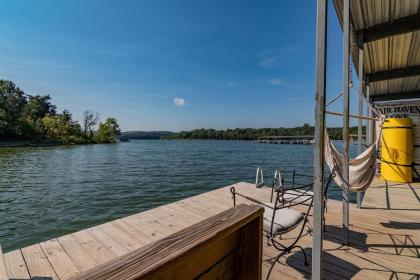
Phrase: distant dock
[{"left": 256, "top": 135, "right": 314, "bottom": 144}]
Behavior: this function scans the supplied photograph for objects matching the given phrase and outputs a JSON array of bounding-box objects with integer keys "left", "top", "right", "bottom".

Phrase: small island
[{"left": 0, "top": 79, "right": 120, "bottom": 146}]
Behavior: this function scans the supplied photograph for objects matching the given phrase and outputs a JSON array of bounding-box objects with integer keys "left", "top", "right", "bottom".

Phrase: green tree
[
  {"left": 42, "top": 110, "right": 84, "bottom": 144},
  {"left": 23, "top": 95, "right": 56, "bottom": 121},
  {"left": 82, "top": 110, "right": 100, "bottom": 140},
  {"left": 0, "top": 79, "right": 120, "bottom": 145},
  {"left": 21, "top": 95, "right": 57, "bottom": 138},
  {"left": 96, "top": 117, "right": 121, "bottom": 143},
  {"left": 0, "top": 80, "right": 27, "bottom": 137}
]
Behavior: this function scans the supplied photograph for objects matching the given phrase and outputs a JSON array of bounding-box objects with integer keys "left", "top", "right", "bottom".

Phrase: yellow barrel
[{"left": 381, "top": 118, "right": 413, "bottom": 183}]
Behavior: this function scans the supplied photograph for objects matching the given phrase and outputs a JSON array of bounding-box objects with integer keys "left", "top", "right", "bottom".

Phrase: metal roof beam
[
  {"left": 357, "top": 13, "right": 420, "bottom": 43},
  {"left": 371, "top": 91, "right": 420, "bottom": 103},
  {"left": 366, "top": 65, "right": 420, "bottom": 83}
]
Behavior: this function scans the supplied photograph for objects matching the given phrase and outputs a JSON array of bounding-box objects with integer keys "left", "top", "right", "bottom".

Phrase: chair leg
[
  {"left": 265, "top": 250, "right": 287, "bottom": 280},
  {"left": 293, "top": 245, "right": 308, "bottom": 266},
  {"left": 265, "top": 233, "right": 272, "bottom": 247}
]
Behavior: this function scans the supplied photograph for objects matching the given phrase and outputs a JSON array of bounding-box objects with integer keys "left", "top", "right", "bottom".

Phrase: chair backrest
[{"left": 72, "top": 204, "right": 264, "bottom": 280}]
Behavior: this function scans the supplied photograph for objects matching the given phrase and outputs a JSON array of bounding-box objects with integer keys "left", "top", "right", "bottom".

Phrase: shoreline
[
  {"left": 0, "top": 140, "right": 103, "bottom": 148},
  {"left": 0, "top": 140, "right": 58, "bottom": 148},
  {"left": 1, "top": 138, "right": 349, "bottom": 147}
]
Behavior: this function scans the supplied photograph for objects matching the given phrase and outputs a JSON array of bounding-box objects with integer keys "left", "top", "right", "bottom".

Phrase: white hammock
[{"left": 324, "top": 119, "right": 383, "bottom": 192}]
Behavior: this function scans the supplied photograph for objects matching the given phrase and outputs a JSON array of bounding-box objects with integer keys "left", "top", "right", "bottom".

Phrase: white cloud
[
  {"left": 258, "top": 46, "right": 303, "bottom": 68},
  {"left": 227, "top": 82, "right": 235, "bottom": 87},
  {"left": 173, "top": 97, "right": 186, "bottom": 107},
  {"left": 269, "top": 78, "right": 284, "bottom": 86},
  {"left": 259, "top": 56, "right": 278, "bottom": 68}
]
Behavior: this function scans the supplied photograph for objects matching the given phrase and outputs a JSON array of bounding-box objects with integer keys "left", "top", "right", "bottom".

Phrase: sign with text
[{"left": 377, "top": 104, "right": 420, "bottom": 118}]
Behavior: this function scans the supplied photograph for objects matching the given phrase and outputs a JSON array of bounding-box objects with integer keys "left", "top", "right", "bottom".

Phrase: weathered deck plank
[
  {"left": 71, "top": 231, "right": 115, "bottom": 265},
  {"left": 21, "top": 244, "right": 59, "bottom": 280},
  {"left": 85, "top": 227, "right": 130, "bottom": 257},
  {"left": 40, "top": 239, "right": 80, "bottom": 279},
  {"left": 57, "top": 234, "right": 98, "bottom": 272},
  {"left": 3, "top": 179, "right": 420, "bottom": 279},
  {"left": 3, "top": 250, "right": 30, "bottom": 280}
]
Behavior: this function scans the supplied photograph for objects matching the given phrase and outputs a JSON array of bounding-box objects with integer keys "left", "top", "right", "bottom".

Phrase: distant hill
[{"left": 119, "top": 131, "right": 174, "bottom": 140}]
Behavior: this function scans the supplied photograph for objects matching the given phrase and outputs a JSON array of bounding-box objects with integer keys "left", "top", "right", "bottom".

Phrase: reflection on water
[{"left": 0, "top": 140, "right": 356, "bottom": 251}]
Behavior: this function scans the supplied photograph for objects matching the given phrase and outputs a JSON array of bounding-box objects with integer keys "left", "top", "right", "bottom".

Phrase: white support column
[
  {"left": 357, "top": 34, "right": 364, "bottom": 209},
  {"left": 342, "top": 0, "right": 350, "bottom": 245},
  {"left": 312, "top": 0, "right": 328, "bottom": 279}
]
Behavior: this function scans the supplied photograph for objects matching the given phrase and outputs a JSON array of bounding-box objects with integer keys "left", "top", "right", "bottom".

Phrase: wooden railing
[{"left": 72, "top": 204, "right": 264, "bottom": 280}]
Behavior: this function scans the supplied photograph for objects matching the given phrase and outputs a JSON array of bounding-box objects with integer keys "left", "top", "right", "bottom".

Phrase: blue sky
[{"left": 0, "top": 0, "right": 361, "bottom": 131}]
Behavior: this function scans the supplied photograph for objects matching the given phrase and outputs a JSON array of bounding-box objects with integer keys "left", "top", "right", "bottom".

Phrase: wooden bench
[{"left": 66, "top": 204, "right": 263, "bottom": 280}]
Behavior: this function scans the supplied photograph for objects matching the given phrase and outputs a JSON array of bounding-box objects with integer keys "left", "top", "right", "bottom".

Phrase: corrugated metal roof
[
  {"left": 333, "top": 0, "right": 420, "bottom": 97},
  {"left": 372, "top": 75, "right": 420, "bottom": 94},
  {"left": 364, "top": 31, "right": 420, "bottom": 73}
]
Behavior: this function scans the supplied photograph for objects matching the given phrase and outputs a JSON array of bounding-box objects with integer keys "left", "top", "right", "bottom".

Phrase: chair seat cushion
[{"left": 263, "top": 207, "right": 304, "bottom": 234}]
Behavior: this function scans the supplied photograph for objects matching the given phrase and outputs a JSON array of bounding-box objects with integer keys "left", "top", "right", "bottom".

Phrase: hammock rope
[
  {"left": 324, "top": 89, "right": 386, "bottom": 192},
  {"left": 349, "top": 84, "right": 382, "bottom": 117}
]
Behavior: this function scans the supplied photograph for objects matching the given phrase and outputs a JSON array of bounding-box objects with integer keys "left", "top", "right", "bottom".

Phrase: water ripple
[{"left": 0, "top": 140, "right": 357, "bottom": 252}]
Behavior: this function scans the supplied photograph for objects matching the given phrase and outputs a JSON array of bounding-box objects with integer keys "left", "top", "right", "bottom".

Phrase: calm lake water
[{"left": 0, "top": 140, "right": 357, "bottom": 252}]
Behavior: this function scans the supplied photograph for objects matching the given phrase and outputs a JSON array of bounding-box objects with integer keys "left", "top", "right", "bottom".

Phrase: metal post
[
  {"left": 369, "top": 87, "right": 375, "bottom": 148},
  {"left": 366, "top": 85, "right": 371, "bottom": 145},
  {"left": 357, "top": 34, "right": 364, "bottom": 209},
  {"left": 342, "top": 0, "right": 350, "bottom": 245},
  {"left": 368, "top": 85, "right": 376, "bottom": 176},
  {"left": 312, "top": 0, "right": 328, "bottom": 278}
]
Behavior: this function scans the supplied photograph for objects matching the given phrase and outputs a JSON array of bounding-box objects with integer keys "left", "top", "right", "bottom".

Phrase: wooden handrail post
[{"left": 72, "top": 204, "right": 264, "bottom": 280}]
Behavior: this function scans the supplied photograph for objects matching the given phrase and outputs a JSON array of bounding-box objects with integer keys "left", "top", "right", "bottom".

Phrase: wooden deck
[{"left": 3, "top": 178, "right": 420, "bottom": 279}]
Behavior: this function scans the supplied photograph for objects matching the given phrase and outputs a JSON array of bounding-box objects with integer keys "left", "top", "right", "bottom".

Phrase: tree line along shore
[
  {"left": 160, "top": 125, "right": 365, "bottom": 141},
  {"left": 0, "top": 80, "right": 120, "bottom": 146},
  {"left": 1, "top": 79, "right": 364, "bottom": 145}
]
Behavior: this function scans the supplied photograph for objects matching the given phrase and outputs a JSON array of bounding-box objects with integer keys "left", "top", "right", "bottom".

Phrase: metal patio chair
[
  {"left": 271, "top": 169, "right": 336, "bottom": 230},
  {"left": 230, "top": 171, "right": 335, "bottom": 279},
  {"left": 270, "top": 169, "right": 314, "bottom": 207}
]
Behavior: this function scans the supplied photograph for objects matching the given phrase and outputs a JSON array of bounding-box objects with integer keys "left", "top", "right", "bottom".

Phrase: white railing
[{"left": 255, "top": 167, "right": 264, "bottom": 188}]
